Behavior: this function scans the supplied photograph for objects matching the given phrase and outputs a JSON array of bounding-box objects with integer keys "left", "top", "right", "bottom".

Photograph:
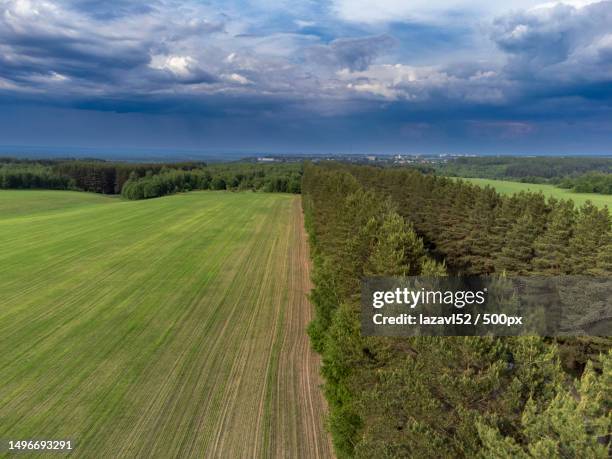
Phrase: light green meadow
[{"left": 458, "top": 177, "right": 611, "bottom": 208}]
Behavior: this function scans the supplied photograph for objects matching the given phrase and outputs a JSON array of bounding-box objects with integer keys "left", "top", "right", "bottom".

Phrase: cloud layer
[{"left": 0, "top": 0, "right": 611, "bottom": 153}]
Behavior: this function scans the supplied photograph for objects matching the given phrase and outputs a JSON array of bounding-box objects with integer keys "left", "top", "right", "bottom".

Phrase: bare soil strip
[{"left": 267, "top": 198, "right": 335, "bottom": 458}]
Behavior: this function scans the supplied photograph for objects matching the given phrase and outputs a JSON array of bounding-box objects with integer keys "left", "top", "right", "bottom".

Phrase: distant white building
[
  {"left": 366, "top": 156, "right": 376, "bottom": 161},
  {"left": 257, "top": 157, "right": 275, "bottom": 162}
]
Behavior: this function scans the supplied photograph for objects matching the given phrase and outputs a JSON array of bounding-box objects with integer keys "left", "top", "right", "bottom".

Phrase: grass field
[
  {"left": 458, "top": 177, "right": 612, "bottom": 208},
  {"left": 0, "top": 190, "right": 118, "bottom": 218},
  {"left": 0, "top": 190, "right": 332, "bottom": 458}
]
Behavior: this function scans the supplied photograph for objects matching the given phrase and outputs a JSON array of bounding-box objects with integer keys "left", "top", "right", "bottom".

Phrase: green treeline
[
  {"left": 204, "top": 162, "right": 302, "bottom": 193},
  {"left": 53, "top": 161, "right": 204, "bottom": 194},
  {"left": 558, "top": 172, "right": 612, "bottom": 194},
  {"left": 121, "top": 163, "right": 301, "bottom": 199},
  {"left": 0, "top": 158, "right": 204, "bottom": 194},
  {"left": 121, "top": 170, "right": 214, "bottom": 200},
  {"left": 435, "top": 156, "right": 611, "bottom": 181},
  {"left": 434, "top": 156, "right": 612, "bottom": 193},
  {"left": 0, "top": 158, "right": 301, "bottom": 197},
  {"left": 302, "top": 162, "right": 611, "bottom": 458},
  {"left": 0, "top": 163, "right": 75, "bottom": 189}
]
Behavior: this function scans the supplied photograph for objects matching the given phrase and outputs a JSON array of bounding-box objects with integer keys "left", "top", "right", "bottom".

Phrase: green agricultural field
[
  {"left": 458, "top": 177, "right": 612, "bottom": 208},
  {"left": 0, "top": 190, "right": 118, "bottom": 218},
  {"left": 0, "top": 191, "right": 332, "bottom": 458}
]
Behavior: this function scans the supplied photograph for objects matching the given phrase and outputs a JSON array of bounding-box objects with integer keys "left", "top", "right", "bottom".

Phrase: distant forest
[
  {"left": 0, "top": 158, "right": 302, "bottom": 197},
  {"left": 431, "top": 156, "right": 612, "bottom": 194},
  {"left": 302, "top": 162, "right": 611, "bottom": 458}
]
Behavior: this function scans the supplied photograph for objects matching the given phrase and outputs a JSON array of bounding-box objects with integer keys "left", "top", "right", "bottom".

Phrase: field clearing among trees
[
  {"left": 460, "top": 177, "right": 612, "bottom": 207},
  {"left": 0, "top": 190, "right": 332, "bottom": 458}
]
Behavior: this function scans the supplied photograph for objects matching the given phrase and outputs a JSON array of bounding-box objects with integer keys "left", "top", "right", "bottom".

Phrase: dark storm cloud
[
  {"left": 304, "top": 34, "right": 397, "bottom": 71},
  {"left": 491, "top": 1, "right": 612, "bottom": 86},
  {"left": 493, "top": 4, "right": 579, "bottom": 64},
  {"left": 0, "top": 33, "right": 150, "bottom": 85},
  {"left": 0, "top": 0, "right": 225, "bottom": 93},
  {"left": 0, "top": 0, "right": 611, "bottom": 154}
]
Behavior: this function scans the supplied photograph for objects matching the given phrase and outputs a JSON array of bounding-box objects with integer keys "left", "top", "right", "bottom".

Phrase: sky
[{"left": 0, "top": 0, "right": 611, "bottom": 157}]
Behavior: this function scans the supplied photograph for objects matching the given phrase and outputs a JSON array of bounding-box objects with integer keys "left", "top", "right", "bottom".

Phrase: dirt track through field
[
  {"left": 267, "top": 198, "right": 334, "bottom": 458},
  {"left": 0, "top": 191, "right": 333, "bottom": 458},
  {"left": 200, "top": 198, "right": 334, "bottom": 458}
]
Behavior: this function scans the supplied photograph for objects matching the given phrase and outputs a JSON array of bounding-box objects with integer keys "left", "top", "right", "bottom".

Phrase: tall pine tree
[
  {"left": 495, "top": 214, "right": 540, "bottom": 274},
  {"left": 567, "top": 202, "right": 610, "bottom": 274},
  {"left": 532, "top": 199, "right": 576, "bottom": 274}
]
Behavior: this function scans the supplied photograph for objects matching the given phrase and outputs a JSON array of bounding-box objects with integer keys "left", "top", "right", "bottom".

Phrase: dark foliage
[
  {"left": 558, "top": 172, "right": 612, "bottom": 194},
  {"left": 121, "top": 163, "right": 302, "bottom": 199},
  {"left": 302, "top": 162, "right": 611, "bottom": 458},
  {"left": 0, "top": 163, "right": 75, "bottom": 190},
  {"left": 53, "top": 161, "right": 205, "bottom": 194},
  {"left": 0, "top": 157, "right": 301, "bottom": 197}
]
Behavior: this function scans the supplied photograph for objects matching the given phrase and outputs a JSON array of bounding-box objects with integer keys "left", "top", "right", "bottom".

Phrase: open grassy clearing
[
  {"left": 0, "top": 190, "right": 332, "bottom": 458},
  {"left": 0, "top": 190, "right": 117, "bottom": 218},
  {"left": 458, "top": 177, "right": 612, "bottom": 208}
]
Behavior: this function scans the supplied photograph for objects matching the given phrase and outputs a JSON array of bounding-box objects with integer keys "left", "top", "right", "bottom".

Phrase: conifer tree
[
  {"left": 459, "top": 185, "right": 501, "bottom": 274},
  {"left": 523, "top": 191, "right": 549, "bottom": 231},
  {"left": 420, "top": 257, "right": 447, "bottom": 276},
  {"left": 436, "top": 184, "right": 475, "bottom": 268},
  {"left": 477, "top": 351, "right": 611, "bottom": 458},
  {"left": 593, "top": 228, "right": 612, "bottom": 275},
  {"left": 567, "top": 202, "right": 611, "bottom": 274},
  {"left": 532, "top": 200, "right": 576, "bottom": 274},
  {"left": 489, "top": 195, "right": 523, "bottom": 261},
  {"left": 495, "top": 214, "right": 540, "bottom": 274},
  {"left": 365, "top": 212, "right": 427, "bottom": 277}
]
